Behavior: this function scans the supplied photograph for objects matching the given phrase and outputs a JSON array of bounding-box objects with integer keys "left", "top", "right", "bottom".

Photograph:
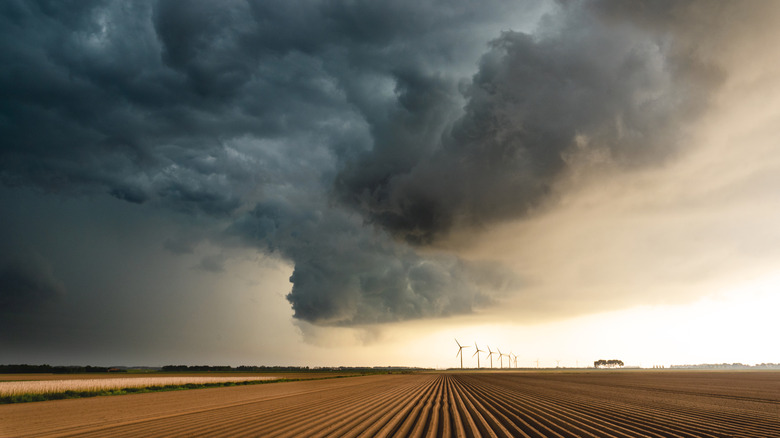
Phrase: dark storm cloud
[
  {"left": 196, "top": 254, "right": 226, "bottom": 273},
  {"left": 0, "top": 0, "right": 723, "bottom": 328},
  {"left": 163, "top": 236, "right": 195, "bottom": 255},
  {"left": 0, "top": 255, "right": 64, "bottom": 314},
  {"left": 336, "top": 0, "right": 722, "bottom": 244},
  {"left": 229, "top": 198, "right": 496, "bottom": 325},
  {"left": 1, "top": 0, "right": 350, "bottom": 214}
]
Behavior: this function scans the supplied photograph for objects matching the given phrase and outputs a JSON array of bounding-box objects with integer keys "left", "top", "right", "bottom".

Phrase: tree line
[
  {"left": 161, "top": 365, "right": 428, "bottom": 372},
  {"left": 0, "top": 364, "right": 124, "bottom": 373},
  {"left": 594, "top": 359, "right": 624, "bottom": 368},
  {"left": 0, "top": 364, "right": 430, "bottom": 374},
  {"left": 162, "top": 365, "right": 312, "bottom": 372}
]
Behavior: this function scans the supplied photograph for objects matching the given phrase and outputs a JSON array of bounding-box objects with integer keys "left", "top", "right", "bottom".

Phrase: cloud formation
[
  {"left": 337, "top": 1, "right": 722, "bottom": 244},
  {"left": 0, "top": 255, "right": 64, "bottom": 315},
  {"left": 0, "top": 0, "right": 739, "bottom": 329}
]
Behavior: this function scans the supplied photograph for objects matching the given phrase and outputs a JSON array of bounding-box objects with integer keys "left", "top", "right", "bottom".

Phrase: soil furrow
[
  {"left": 472, "top": 375, "right": 727, "bottom": 438},
  {"left": 108, "top": 380, "right": 389, "bottom": 438},
  {"left": 135, "top": 385, "right": 362, "bottom": 437},
  {"left": 46, "top": 376, "right": 408, "bottom": 438},
  {"left": 392, "top": 375, "right": 443, "bottom": 437},
  {"left": 455, "top": 376, "right": 572, "bottom": 438},
  {"left": 52, "top": 378, "right": 386, "bottom": 436},
  {"left": 252, "top": 377, "right": 416, "bottom": 437},
  {"left": 450, "top": 375, "right": 507, "bottom": 437},
  {"left": 410, "top": 374, "right": 445, "bottom": 438},
  {"left": 327, "top": 375, "right": 436, "bottom": 438},
  {"left": 464, "top": 374, "right": 684, "bottom": 438},
  {"left": 437, "top": 376, "right": 452, "bottom": 438},
  {"left": 497, "top": 374, "right": 772, "bottom": 437},
  {"left": 453, "top": 380, "right": 516, "bottom": 437},
  {"left": 472, "top": 377, "right": 625, "bottom": 438},
  {"left": 4, "top": 371, "right": 779, "bottom": 437},
  {"left": 347, "top": 375, "right": 437, "bottom": 437},
  {"left": 455, "top": 379, "right": 542, "bottom": 438},
  {"left": 464, "top": 373, "right": 778, "bottom": 438},
  {"left": 461, "top": 375, "right": 616, "bottom": 438},
  {"left": 444, "top": 375, "right": 469, "bottom": 437},
  {"left": 4, "top": 377, "right": 380, "bottom": 438},
  {"left": 369, "top": 375, "right": 440, "bottom": 437},
  {"left": 270, "top": 375, "right": 430, "bottom": 437}
]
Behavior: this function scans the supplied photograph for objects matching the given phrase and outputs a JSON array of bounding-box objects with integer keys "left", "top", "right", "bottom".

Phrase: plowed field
[{"left": 2, "top": 371, "right": 778, "bottom": 437}]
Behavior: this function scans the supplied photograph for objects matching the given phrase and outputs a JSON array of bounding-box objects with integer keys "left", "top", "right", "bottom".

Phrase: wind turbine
[
  {"left": 473, "top": 343, "right": 485, "bottom": 368},
  {"left": 510, "top": 352, "right": 517, "bottom": 369},
  {"left": 498, "top": 348, "right": 505, "bottom": 368},
  {"left": 454, "top": 338, "right": 470, "bottom": 369},
  {"left": 486, "top": 346, "right": 495, "bottom": 368}
]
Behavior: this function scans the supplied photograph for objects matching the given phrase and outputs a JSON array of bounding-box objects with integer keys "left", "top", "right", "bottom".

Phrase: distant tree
[{"left": 594, "top": 359, "right": 623, "bottom": 368}]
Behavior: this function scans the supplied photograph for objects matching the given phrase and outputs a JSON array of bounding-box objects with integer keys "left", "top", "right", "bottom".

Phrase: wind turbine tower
[
  {"left": 473, "top": 343, "right": 485, "bottom": 368},
  {"left": 487, "top": 346, "right": 495, "bottom": 368},
  {"left": 498, "top": 348, "right": 505, "bottom": 368},
  {"left": 454, "top": 338, "right": 470, "bottom": 369}
]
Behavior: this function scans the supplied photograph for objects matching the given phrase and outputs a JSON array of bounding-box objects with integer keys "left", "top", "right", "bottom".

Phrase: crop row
[
  {"left": 0, "top": 376, "right": 275, "bottom": 396},
  {"left": 3, "top": 371, "right": 779, "bottom": 437}
]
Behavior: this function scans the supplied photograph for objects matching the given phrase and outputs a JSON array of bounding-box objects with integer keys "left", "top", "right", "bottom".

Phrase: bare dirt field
[{"left": 1, "top": 370, "right": 778, "bottom": 437}]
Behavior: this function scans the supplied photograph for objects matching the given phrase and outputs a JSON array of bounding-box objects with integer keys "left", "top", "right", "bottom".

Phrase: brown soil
[{"left": 2, "top": 371, "right": 778, "bottom": 437}]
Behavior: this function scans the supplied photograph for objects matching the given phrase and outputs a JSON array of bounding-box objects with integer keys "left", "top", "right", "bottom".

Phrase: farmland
[
  {"left": 0, "top": 376, "right": 277, "bottom": 397},
  {"left": 2, "top": 370, "right": 779, "bottom": 437}
]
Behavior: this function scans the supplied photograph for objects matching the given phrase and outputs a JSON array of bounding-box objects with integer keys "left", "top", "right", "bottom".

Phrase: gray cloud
[
  {"left": 0, "top": 256, "right": 64, "bottom": 315},
  {"left": 196, "top": 254, "right": 226, "bottom": 273},
  {"left": 163, "top": 236, "right": 196, "bottom": 255},
  {"left": 0, "top": 0, "right": 728, "bottom": 330},
  {"left": 229, "top": 198, "right": 497, "bottom": 325},
  {"left": 336, "top": 0, "right": 722, "bottom": 244}
]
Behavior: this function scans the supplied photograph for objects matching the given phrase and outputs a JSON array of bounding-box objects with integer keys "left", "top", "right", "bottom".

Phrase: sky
[{"left": 1, "top": 0, "right": 779, "bottom": 369}]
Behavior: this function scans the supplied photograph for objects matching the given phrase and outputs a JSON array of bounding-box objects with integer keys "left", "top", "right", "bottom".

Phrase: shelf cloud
[{"left": 0, "top": 0, "right": 771, "bottom": 338}]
